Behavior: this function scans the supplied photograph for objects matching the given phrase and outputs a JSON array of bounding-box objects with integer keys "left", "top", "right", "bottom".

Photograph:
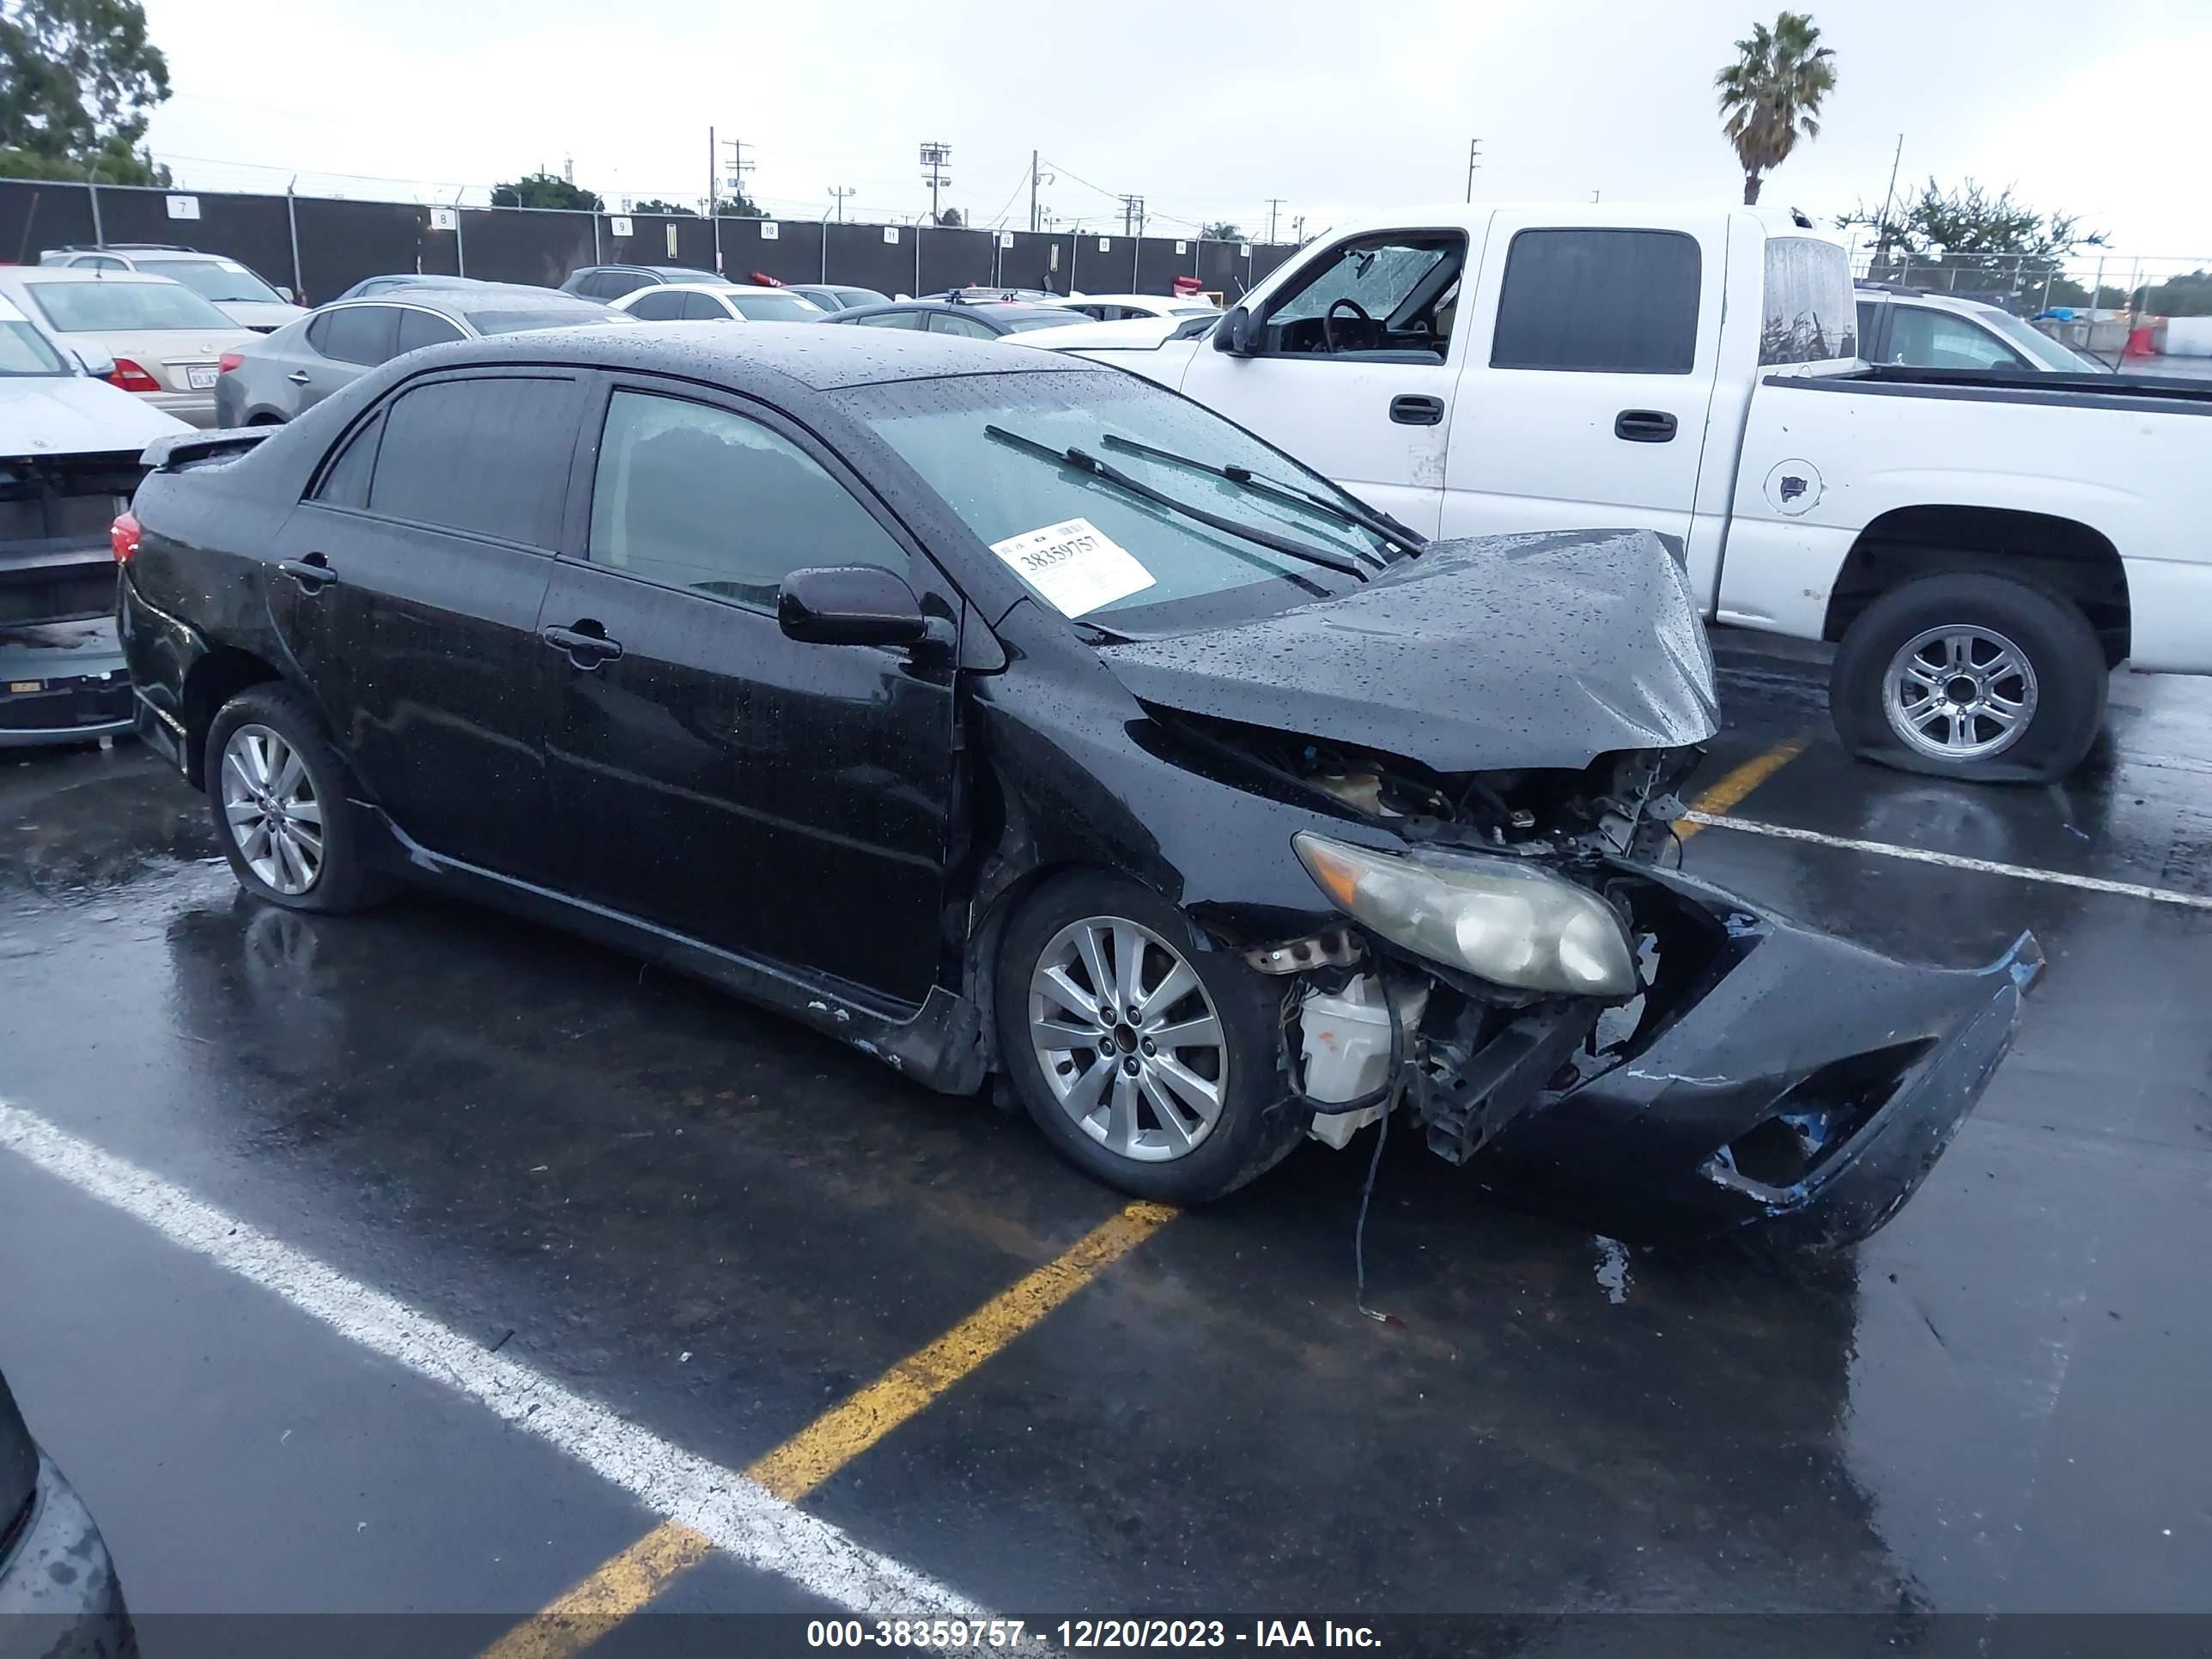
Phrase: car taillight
[
  {"left": 217, "top": 352, "right": 243, "bottom": 374},
  {"left": 111, "top": 510, "right": 141, "bottom": 564},
  {"left": 108, "top": 357, "right": 162, "bottom": 393}
]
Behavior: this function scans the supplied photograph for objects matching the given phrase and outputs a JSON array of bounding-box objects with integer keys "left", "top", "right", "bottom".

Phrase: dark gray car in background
[{"left": 215, "top": 285, "right": 629, "bottom": 424}]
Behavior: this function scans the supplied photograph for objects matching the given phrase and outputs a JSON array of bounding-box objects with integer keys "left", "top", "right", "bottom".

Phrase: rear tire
[
  {"left": 1829, "top": 573, "right": 2106, "bottom": 783},
  {"left": 994, "top": 871, "right": 1304, "bottom": 1204},
  {"left": 205, "top": 684, "right": 393, "bottom": 914}
]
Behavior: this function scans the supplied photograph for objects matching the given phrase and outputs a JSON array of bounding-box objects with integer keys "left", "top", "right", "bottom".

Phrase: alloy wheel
[
  {"left": 220, "top": 723, "right": 325, "bottom": 896},
  {"left": 1882, "top": 624, "right": 2039, "bottom": 763},
  {"left": 1028, "top": 916, "right": 1230, "bottom": 1163}
]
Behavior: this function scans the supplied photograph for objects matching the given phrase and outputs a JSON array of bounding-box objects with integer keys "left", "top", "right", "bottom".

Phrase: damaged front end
[{"left": 1192, "top": 717, "right": 2040, "bottom": 1250}]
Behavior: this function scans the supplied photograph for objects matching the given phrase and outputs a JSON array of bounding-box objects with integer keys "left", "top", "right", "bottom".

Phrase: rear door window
[
  {"left": 625, "top": 289, "right": 690, "bottom": 321},
  {"left": 309, "top": 306, "right": 400, "bottom": 366},
  {"left": 853, "top": 309, "right": 925, "bottom": 330},
  {"left": 366, "top": 375, "right": 578, "bottom": 546},
  {"left": 928, "top": 312, "right": 997, "bottom": 339},
  {"left": 1490, "top": 228, "right": 1700, "bottom": 373},
  {"left": 396, "top": 308, "right": 464, "bottom": 354}
]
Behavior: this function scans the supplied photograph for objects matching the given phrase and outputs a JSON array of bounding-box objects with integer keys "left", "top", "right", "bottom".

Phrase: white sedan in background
[
  {"left": 611, "top": 283, "right": 827, "bottom": 324},
  {"left": 1053, "top": 292, "right": 1220, "bottom": 322}
]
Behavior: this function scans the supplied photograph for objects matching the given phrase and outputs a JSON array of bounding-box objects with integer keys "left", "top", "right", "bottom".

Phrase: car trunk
[{"left": 0, "top": 449, "right": 135, "bottom": 626}]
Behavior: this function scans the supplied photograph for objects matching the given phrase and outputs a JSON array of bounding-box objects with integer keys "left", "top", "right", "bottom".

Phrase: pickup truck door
[
  {"left": 1440, "top": 212, "right": 1729, "bottom": 560},
  {"left": 1169, "top": 228, "right": 1476, "bottom": 538}
]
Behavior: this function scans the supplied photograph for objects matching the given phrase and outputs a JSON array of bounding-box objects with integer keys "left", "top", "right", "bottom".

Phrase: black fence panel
[
  {"left": 0, "top": 179, "right": 98, "bottom": 262},
  {"left": 916, "top": 227, "right": 996, "bottom": 295},
  {"left": 822, "top": 222, "right": 917, "bottom": 295},
  {"left": 1249, "top": 244, "right": 1299, "bottom": 286},
  {"left": 718, "top": 217, "right": 823, "bottom": 286},
  {"left": 1135, "top": 235, "right": 1198, "bottom": 295},
  {"left": 998, "top": 231, "right": 1073, "bottom": 295},
  {"left": 1195, "top": 239, "right": 1253, "bottom": 300},
  {"left": 456, "top": 207, "right": 596, "bottom": 289},
  {"left": 292, "top": 198, "right": 436, "bottom": 301}
]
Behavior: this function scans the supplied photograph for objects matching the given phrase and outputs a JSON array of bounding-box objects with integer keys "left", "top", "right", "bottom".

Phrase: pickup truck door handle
[
  {"left": 286, "top": 370, "right": 312, "bottom": 386},
  {"left": 1389, "top": 394, "right": 1445, "bottom": 426},
  {"left": 1614, "top": 409, "right": 1679, "bottom": 442},
  {"left": 276, "top": 554, "right": 336, "bottom": 592},
  {"left": 541, "top": 622, "right": 624, "bottom": 669}
]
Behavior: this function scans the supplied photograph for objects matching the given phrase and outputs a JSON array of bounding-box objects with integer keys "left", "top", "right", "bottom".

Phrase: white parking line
[
  {"left": 1683, "top": 811, "right": 2212, "bottom": 911},
  {"left": 0, "top": 1100, "right": 990, "bottom": 1622}
]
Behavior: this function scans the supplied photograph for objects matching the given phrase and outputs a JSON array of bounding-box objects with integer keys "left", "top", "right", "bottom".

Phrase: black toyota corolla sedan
[{"left": 114, "top": 325, "right": 2038, "bottom": 1247}]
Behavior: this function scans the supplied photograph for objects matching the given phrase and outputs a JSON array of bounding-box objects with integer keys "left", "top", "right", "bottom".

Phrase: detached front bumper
[
  {"left": 0, "top": 1452, "right": 136, "bottom": 1659},
  {"left": 1460, "top": 864, "right": 2041, "bottom": 1250}
]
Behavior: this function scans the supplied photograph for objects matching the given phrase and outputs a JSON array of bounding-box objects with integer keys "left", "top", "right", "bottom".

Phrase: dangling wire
[{"left": 1352, "top": 975, "right": 1406, "bottom": 1325}]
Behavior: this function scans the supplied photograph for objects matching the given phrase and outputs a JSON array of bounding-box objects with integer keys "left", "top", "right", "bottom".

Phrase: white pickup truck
[{"left": 1026, "top": 204, "right": 2212, "bottom": 782}]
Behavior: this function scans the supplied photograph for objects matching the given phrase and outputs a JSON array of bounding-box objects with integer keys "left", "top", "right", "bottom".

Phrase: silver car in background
[
  {"left": 0, "top": 266, "right": 256, "bottom": 428},
  {"left": 215, "top": 284, "right": 630, "bottom": 424}
]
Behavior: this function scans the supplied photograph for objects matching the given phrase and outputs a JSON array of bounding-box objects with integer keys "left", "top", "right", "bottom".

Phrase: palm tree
[{"left": 1715, "top": 12, "right": 1838, "bottom": 206}]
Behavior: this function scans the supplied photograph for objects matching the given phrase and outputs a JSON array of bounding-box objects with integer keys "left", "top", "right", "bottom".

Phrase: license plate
[
  {"left": 7, "top": 681, "right": 42, "bottom": 695},
  {"left": 185, "top": 364, "right": 218, "bottom": 390}
]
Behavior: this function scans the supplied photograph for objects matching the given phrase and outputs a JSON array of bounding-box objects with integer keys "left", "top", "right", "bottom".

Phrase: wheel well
[
  {"left": 1824, "top": 506, "right": 2130, "bottom": 666},
  {"left": 179, "top": 647, "right": 281, "bottom": 787},
  {"left": 245, "top": 413, "right": 283, "bottom": 427}
]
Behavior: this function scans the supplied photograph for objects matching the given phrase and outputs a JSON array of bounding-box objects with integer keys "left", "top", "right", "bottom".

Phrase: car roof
[
  {"left": 337, "top": 284, "right": 603, "bottom": 319},
  {"left": 396, "top": 320, "right": 1101, "bottom": 392},
  {"left": 1855, "top": 286, "right": 2005, "bottom": 319},
  {"left": 634, "top": 283, "right": 795, "bottom": 298},
  {"left": 0, "top": 265, "right": 182, "bottom": 285}
]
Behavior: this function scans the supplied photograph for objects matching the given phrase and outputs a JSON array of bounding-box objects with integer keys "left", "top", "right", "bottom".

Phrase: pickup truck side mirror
[
  {"left": 777, "top": 565, "right": 930, "bottom": 647},
  {"left": 1213, "top": 306, "right": 1261, "bottom": 356},
  {"left": 70, "top": 343, "right": 117, "bottom": 380}
]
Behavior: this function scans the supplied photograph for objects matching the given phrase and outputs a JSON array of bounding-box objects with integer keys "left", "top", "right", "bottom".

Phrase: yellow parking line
[
  {"left": 480, "top": 1199, "right": 1178, "bottom": 1659},
  {"left": 1674, "top": 732, "right": 1809, "bottom": 842}
]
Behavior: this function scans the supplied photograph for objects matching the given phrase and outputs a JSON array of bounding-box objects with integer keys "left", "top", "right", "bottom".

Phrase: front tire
[
  {"left": 1829, "top": 573, "right": 2106, "bottom": 783},
  {"left": 994, "top": 871, "right": 1304, "bottom": 1204},
  {"left": 205, "top": 684, "right": 392, "bottom": 914}
]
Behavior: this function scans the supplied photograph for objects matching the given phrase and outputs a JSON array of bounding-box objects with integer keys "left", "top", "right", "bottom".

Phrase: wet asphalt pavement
[{"left": 2, "top": 640, "right": 2208, "bottom": 1640}]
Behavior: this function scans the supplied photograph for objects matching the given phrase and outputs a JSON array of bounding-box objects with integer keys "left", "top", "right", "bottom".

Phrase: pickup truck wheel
[
  {"left": 994, "top": 871, "right": 1305, "bottom": 1204},
  {"left": 205, "top": 684, "right": 393, "bottom": 914},
  {"left": 1830, "top": 574, "right": 2106, "bottom": 783}
]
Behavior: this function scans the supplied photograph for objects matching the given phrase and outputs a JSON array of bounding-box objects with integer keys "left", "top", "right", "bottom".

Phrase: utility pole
[
  {"left": 919, "top": 142, "right": 951, "bottom": 224},
  {"left": 1292, "top": 215, "right": 1305, "bottom": 243},
  {"left": 708, "top": 126, "right": 720, "bottom": 271},
  {"left": 828, "top": 185, "right": 855, "bottom": 223},
  {"left": 721, "top": 137, "right": 754, "bottom": 211},
  {"left": 1264, "top": 198, "right": 1285, "bottom": 244},
  {"left": 1118, "top": 193, "right": 1145, "bottom": 237},
  {"left": 1465, "top": 138, "right": 1481, "bottom": 204},
  {"left": 1874, "top": 133, "right": 1905, "bottom": 270}
]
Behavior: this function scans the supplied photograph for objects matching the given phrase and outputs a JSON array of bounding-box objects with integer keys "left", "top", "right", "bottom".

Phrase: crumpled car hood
[{"left": 1096, "top": 528, "right": 1720, "bottom": 769}]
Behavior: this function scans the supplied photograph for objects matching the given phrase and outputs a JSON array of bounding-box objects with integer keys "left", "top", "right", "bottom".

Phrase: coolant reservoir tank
[{"left": 1301, "top": 975, "right": 1429, "bottom": 1147}]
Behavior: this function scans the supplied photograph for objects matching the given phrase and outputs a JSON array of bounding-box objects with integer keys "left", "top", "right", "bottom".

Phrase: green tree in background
[
  {"left": 491, "top": 172, "right": 604, "bottom": 211},
  {"left": 0, "top": 0, "right": 171, "bottom": 185},
  {"left": 631, "top": 198, "right": 697, "bottom": 216},
  {"left": 933, "top": 206, "right": 963, "bottom": 228},
  {"left": 1715, "top": 11, "right": 1837, "bottom": 206},
  {"left": 1839, "top": 179, "right": 2105, "bottom": 307},
  {"left": 714, "top": 191, "right": 763, "bottom": 218},
  {"left": 1202, "top": 221, "right": 1245, "bottom": 241}
]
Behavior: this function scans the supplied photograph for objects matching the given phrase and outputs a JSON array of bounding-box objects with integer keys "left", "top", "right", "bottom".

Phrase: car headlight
[{"left": 1292, "top": 831, "right": 1638, "bottom": 997}]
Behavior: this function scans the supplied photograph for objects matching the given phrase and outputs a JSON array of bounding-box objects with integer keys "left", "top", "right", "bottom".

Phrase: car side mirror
[
  {"left": 70, "top": 343, "right": 117, "bottom": 380},
  {"left": 1213, "top": 305, "right": 1260, "bottom": 356},
  {"left": 277, "top": 285, "right": 298, "bottom": 304},
  {"left": 777, "top": 565, "right": 930, "bottom": 647}
]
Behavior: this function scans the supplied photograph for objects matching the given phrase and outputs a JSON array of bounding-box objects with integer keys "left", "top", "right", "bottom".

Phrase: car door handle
[
  {"left": 276, "top": 556, "right": 336, "bottom": 592},
  {"left": 1614, "top": 409, "right": 1678, "bottom": 442},
  {"left": 1389, "top": 394, "right": 1445, "bottom": 426},
  {"left": 286, "top": 370, "right": 311, "bottom": 386},
  {"left": 541, "top": 623, "right": 624, "bottom": 668}
]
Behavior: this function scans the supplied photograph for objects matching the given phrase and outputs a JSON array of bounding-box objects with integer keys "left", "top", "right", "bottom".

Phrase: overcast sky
[{"left": 139, "top": 0, "right": 2211, "bottom": 266}]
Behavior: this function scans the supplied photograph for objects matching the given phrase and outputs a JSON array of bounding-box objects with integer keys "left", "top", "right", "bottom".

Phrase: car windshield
[
  {"left": 1976, "top": 307, "right": 2104, "bottom": 372},
  {"left": 27, "top": 280, "right": 236, "bottom": 332},
  {"left": 727, "top": 293, "right": 824, "bottom": 322},
  {"left": 841, "top": 368, "right": 1394, "bottom": 634},
  {"left": 138, "top": 258, "right": 285, "bottom": 305},
  {"left": 470, "top": 307, "right": 632, "bottom": 335},
  {"left": 0, "top": 315, "right": 68, "bottom": 375},
  {"left": 995, "top": 311, "right": 1087, "bottom": 333}
]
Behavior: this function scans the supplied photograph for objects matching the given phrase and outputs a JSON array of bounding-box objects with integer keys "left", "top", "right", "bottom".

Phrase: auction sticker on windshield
[{"left": 989, "top": 517, "right": 1156, "bottom": 616}]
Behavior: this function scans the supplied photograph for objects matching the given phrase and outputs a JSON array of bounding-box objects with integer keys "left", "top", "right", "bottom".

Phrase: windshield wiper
[
  {"left": 982, "top": 425, "right": 1369, "bottom": 582},
  {"left": 1099, "top": 433, "right": 1419, "bottom": 562}
]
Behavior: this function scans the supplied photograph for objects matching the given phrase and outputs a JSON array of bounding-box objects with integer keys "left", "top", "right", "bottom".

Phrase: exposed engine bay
[{"left": 1155, "top": 708, "right": 2036, "bottom": 1249}]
